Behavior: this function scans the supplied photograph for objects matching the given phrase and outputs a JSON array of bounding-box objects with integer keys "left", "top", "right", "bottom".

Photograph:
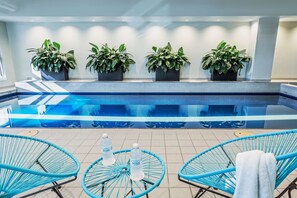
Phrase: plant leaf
[
  {"left": 89, "top": 43, "right": 99, "bottom": 50},
  {"left": 119, "top": 44, "right": 126, "bottom": 52},
  {"left": 53, "top": 42, "right": 61, "bottom": 50},
  {"left": 178, "top": 47, "right": 184, "bottom": 56}
]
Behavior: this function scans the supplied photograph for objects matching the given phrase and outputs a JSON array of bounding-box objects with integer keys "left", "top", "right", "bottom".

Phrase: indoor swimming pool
[{"left": 1, "top": 93, "right": 297, "bottom": 129}]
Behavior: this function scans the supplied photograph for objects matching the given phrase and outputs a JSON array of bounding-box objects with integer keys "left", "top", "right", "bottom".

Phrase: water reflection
[
  {"left": 145, "top": 105, "right": 186, "bottom": 128},
  {"left": 91, "top": 105, "right": 134, "bottom": 128},
  {"left": 200, "top": 105, "right": 246, "bottom": 128}
]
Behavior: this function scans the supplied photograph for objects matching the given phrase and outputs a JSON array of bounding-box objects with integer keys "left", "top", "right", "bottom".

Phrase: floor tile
[
  {"left": 82, "top": 153, "right": 99, "bottom": 163},
  {"left": 168, "top": 174, "right": 189, "bottom": 188},
  {"left": 180, "top": 146, "right": 196, "bottom": 154},
  {"left": 151, "top": 146, "right": 166, "bottom": 154},
  {"left": 178, "top": 140, "right": 193, "bottom": 147},
  {"left": 202, "top": 134, "right": 217, "bottom": 140},
  {"left": 192, "top": 140, "right": 208, "bottom": 147},
  {"left": 152, "top": 140, "right": 165, "bottom": 146},
  {"left": 149, "top": 187, "right": 170, "bottom": 198},
  {"left": 165, "top": 140, "right": 179, "bottom": 146},
  {"left": 167, "top": 154, "right": 183, "bottom": 163},
  {"left": 177, "top": 134, "right": 191, "bottom": 140},
  {"left": 170, "top": 188, "right": 192, "bottom": 198},
  {"left": 89, "top": 146, "right": 100, "bottom": 154},
  {"left": 167, "top": 163, "right": 183, "bottom": 174},
  {"left": 166, "top": 146, "right": 181, "bottom": 154},
  {"left": 165, "top": 134, "right": 178, "bottom": 140},
  {"left": 72, "top": 153, "right": 87, "bottom": 163},
  {"left": 74, "top": 146, "right": 93, "bottom": 154}
]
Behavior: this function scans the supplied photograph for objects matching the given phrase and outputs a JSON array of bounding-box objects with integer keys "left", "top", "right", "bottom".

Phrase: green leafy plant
[
  {"left": 146, "top": 42, "right": 190, "bottom": 72},
  {"left": 86, "top": 43, "right": 135, "bottom": 73},
  {"left": 27, "top": 39, "right": 77, "bottom": 72},
  {"left": 202, "top": 41, "right": 250, "bottom": 75}
]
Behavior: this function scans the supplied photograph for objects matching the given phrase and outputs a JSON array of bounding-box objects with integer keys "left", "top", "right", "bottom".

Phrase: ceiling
[{"left": 1, "top": 0, "right": 297, "bottom": 22}]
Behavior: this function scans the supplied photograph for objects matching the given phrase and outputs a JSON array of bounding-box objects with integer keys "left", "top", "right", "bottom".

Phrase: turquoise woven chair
[
  {"left": 0, "top": 134, "right": 80, "bottom": 198},
  {"left": 178, "top": 130, "right": 297, "bottom": 198}
]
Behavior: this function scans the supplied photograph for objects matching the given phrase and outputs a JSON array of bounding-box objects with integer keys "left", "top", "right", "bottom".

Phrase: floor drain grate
[
  {"left": 234, "top": 131, "right": 253, "bottom": 137},
  {"left": 18, "top": 130, "right": 39, "bottom": 137}
]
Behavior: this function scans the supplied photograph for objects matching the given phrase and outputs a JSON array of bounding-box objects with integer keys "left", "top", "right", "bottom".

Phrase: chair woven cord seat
[{"left": 0, "top": 133, "right": 80, "bottom": 197}]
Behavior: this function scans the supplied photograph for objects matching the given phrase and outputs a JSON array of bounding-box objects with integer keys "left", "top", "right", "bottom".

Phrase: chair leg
[
  {"left": 144, "top": 182, "right": 149, "bottom": 198},
  {"left": 52, "top": 186, "right": 63, "bottom": 198},
  {"left": 288, "top": 189, "right": 292, "bottom": 198},
  {"left": 51, "top": 181, "right": 63, "bottom": 198},
  {"left": 194, "top": 188, "right": 204, "bottom": 198},
  {"left": 276, "top": 177, "right": 297, "bottom": 198},
  {"left": 195, "top": 187, "right": 211, "bottom": 198},
  {"left": 287, "top": 181, "right": 297, "bottom": 198}
]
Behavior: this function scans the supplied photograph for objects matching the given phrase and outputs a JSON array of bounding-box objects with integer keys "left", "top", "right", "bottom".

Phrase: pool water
[{"left": 1, "top": 94, "right": 297, "bottom": 129}]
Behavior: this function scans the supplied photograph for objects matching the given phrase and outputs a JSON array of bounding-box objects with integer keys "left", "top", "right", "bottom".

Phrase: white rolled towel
[
  {"left": 233, "top": 150, "right": 276, "bottom": 198},
  {"left": 233, "top": 150, "right": 263, "bottom": 198},
  {"left": 259, "top": 153, "right": 276, "bottom": 198}
]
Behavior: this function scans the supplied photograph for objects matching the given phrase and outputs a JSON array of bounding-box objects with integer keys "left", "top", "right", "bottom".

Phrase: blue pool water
[{"left": 1, "top": 94, "right": 297, "bottom": 129}]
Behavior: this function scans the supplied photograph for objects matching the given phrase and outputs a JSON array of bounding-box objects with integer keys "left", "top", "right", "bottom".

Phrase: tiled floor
[{"left": 1, "top": 128, "right": 296, "bottom": 198}]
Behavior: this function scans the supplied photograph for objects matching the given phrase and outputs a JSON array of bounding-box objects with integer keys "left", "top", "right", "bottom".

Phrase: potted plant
[
  {"left": 146, "top": 42, "right": 190, "bottom": 81},
  {"left": 27, "top": 39, "right": 77, "bottom": 81},
  {"left": 201, "top": 41, "right": 250, "bottom": 81},
  {"left": 86, "top": 43, "right": 135, "bottom": 81}
]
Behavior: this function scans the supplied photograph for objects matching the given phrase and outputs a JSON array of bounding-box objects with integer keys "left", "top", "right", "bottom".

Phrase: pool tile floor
[{"left": 1, "top": 128, "right": 296, "bottom": 198}]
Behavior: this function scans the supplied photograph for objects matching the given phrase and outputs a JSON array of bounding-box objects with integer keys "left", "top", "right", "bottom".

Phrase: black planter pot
[
  {"left": 98, "top": 67, "right": 123, "bottom": 81},
  {"left": 156, "top": 68, "right": 180, "bottom": 81},
  {"left": 211, "top": 70, "right": 237, "bottom": 81},
  {"left": 41, "top": 68, "right": 69, "bottom": 81}
]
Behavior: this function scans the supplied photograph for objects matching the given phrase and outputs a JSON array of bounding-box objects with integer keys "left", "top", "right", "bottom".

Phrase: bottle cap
[
  {"left": 133, "top": 143, "right": 139, "bottom": 149},
  {"left": 102, "top": 133, "right": 108, "bottom": 138}
]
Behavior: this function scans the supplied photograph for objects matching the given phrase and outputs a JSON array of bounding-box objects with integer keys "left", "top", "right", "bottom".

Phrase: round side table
[{"left": 82, "top": 149, "right": 165, "bottom": 198}]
